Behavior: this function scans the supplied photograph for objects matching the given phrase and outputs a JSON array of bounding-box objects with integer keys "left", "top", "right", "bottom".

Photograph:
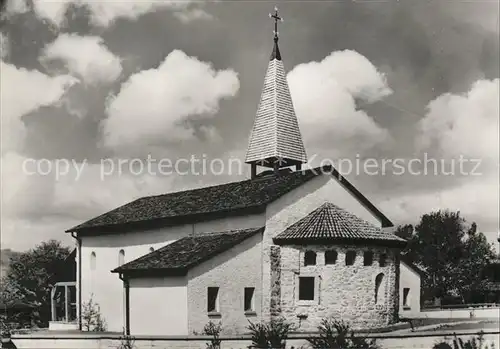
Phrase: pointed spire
[{"left": 245, "top": 7, "right": 307, "bottom": 178}]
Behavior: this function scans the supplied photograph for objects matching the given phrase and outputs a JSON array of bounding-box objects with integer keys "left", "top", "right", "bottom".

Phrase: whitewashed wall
[
  {"left": 129, "top": 277, "right": 188, "bottom": 335},
  {"left": 79, "top": 214, "right": 265, "bottom": 332},
  {"left": 400, "top": 261, "right": 421, "bottom": 317}
]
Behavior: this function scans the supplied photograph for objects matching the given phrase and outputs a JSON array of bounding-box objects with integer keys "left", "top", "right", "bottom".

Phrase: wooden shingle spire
[{"left": 245, "top": 7, "right": 307, "bottom": 178}]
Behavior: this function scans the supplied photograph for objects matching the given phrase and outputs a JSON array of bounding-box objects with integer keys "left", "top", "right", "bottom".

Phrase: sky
[{"left": 0, "top": 0, "right": 499, "bottom": 251}]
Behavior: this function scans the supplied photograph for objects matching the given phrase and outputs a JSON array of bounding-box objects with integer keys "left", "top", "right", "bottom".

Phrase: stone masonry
[{"left": 279, "top": 244, "right": 400, "bottom": 331}]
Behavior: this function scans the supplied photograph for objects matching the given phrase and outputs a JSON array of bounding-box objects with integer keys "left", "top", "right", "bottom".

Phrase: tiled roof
[
  {"left": 112, "top": 227, "right": 264, "bottom": 276},
  {"left": 67, "top": 167, "right": 320, "bottom": 233},
  {"left": 273, "top": 202, "right": 405, "bottom": 247},
  {"left": 67, "top": 166, "right": 394, "bottom": 234},
  {"left": 245, "top": 40, "right": 307, "bottom": 167}
]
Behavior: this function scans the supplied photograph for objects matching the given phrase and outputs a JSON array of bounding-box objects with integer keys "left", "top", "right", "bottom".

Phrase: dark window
[
  {"left": 403, "top": 288, "right": 410, "bottom": 307},
  {"left": 298, "top": 277, "right": 315, "bottom": 300},
  {"left": 375, "top": 273, "right": 384, "bottom": 304},
  {"left": 345, "top": 251, "right": 356, "bottom": 266},
  {"left": 304, "top": 251, "right": 317, "bottom": 266},
  {"left": 207, "top": 287, "right": 219, "bottom": 312},
  {"left": 363, "top": 251, "right": 374, "bottom": 266},
  {"left": 325, "top": 250, "right": 338, "bottom": 265},
  {"left": 244, "top": 287, "right": 255, "bottom": 311},
  {"left": 379, "top": 253, "right": 387, "bottom": 267}
]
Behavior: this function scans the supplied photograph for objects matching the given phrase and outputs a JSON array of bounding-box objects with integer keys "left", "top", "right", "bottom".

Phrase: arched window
[
  {"left": 375, "top": 273, "right": 385, "bottom": 304},
  {"left": 118, "top": 249, "right": 125, "bottom": 266},
  {"left": 304, "top": 251, "right": 317, "bottom": 266},
  {"left": 90, "top": 252, "right": 96, "bottom": 271},
  {"left": 149, "top": 247, "right": 155, "bottom": 253}
]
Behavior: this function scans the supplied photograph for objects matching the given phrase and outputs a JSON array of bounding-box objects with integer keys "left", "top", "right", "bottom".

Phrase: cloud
[
  {"left": 174, "top": 8, "right": 214, "bottom": 23},
  {"left": 0, "top": 32, "right": 9, "bottom": 59},
  {"left": 381, "top": 79, "right": 499, "bottom": 231},
  {"left": 41, "top": 34, "right": 122, "bottom": 85},
  {"left": 2, "top": 0, "right": 29, "bottom": 17},
  {"left": 31, "top": 0, "right": 204, "bottom": 28},
  {"left": 417, "top": 79, "right": 499, "bottom": 163},
  {"left": 0, "top": 61, "right": 77, "bottom": 153},
  {"left": 0, "top": 153, "right": 181, "bottom": 250},
  {"left": 287, "top": 50, "right": 392, "bottom": 152},
  {"left": 102, "top": 49, "right": 239, "bottom": 149}
]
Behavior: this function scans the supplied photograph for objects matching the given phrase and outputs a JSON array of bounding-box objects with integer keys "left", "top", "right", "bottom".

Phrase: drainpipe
[
  {"left": 118, "top": 273, "right": 130, "bottom": 335},
  {"left": 70, "top": 232, "right": 82, "bottom": 331}
]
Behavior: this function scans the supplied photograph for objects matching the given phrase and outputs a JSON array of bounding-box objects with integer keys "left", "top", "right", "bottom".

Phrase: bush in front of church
[
  {"left": 247, "top": 316, "right": 295, "bottom": 348},
  {"left": 307, "top": 318, "right": 380, "bottom": 349}
]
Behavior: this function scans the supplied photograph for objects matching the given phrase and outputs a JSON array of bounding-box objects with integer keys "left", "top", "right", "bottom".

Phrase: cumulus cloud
[
  {"left": 418, "top": 78, "right": 499, "bottom": 163},
  {"left": 31, "top": 0, "right": 203, "bottom": 28},
  {"left": 288, "top": 50, "right": 392, "bottom": 152},
  {"left": 102, "top": 49, "right": 239, "bottom": 149},
  {"left": 0, "top": 61, "right": 76, "bottom": 153},
  {"left": 41, "top": 34, "right": 122, "bottom": 85},
  {"left": 381, "top": 79, "right": 499, "bottom": 231},
  {"left": 1, "top": 153, "right": 181, "bottom": 249}
]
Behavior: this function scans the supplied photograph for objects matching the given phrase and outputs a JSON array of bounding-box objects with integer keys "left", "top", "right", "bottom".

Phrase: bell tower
[{"left": 245, "top": 7, "right": 307, "bottom": 178}]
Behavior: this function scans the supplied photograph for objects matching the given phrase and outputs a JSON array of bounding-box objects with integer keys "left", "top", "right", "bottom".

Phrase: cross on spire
[{"left": 269, "top": 6, "right": 283, "bottom": 42}]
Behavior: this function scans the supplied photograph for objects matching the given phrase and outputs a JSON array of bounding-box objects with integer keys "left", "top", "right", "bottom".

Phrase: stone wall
[{"left": 279, "top": 244, "right": 400, "bottom": 331}]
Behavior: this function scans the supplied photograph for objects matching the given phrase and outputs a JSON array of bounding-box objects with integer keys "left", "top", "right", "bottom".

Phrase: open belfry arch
[{"left": 245, "top": 7, "right": 308, "bottom": 178}]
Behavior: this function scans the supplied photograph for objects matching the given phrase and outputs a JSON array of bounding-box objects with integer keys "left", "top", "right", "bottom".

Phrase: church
[{"left": 63, "top": 8, "right": 416, "bottom": 336}]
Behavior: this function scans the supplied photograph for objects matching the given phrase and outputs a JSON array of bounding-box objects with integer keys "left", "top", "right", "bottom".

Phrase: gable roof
[
  {"left": 112, "top": 227, "right": 264, "bottom": 277},
  {"left": 67, "top": 166, "right": 393, "bottom": 235},
  {"left": 245, "top": 39, "right": 307, "bottom": 167},
  {"left": 273, "top": 202, "right": 405, "bottom": 247}
]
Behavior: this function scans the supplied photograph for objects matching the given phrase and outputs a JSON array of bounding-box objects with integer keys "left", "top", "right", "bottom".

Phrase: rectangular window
[
  {"left": 298, "top": 277, "right": 315, "bottom": 301},
  {"left": 325, "top": 250, "right": 337, "bottom": 265},
  {"left": 244, "top": 287, "right": 255, "bottom": 312},
  {"left": 379, "top": 253, "right": 387, "bottom": 267},
  {"left": 403, "top": 288, "right": 410, "bottom": 307},
  {"left": 207, "top": 287, "right": 219, "bottom": 313},
  {"left": 363, "top": 251, "right": 374, "bottom": 266},
  {"left": 345, "top": 251, "right": 356, "bottom": 266}
]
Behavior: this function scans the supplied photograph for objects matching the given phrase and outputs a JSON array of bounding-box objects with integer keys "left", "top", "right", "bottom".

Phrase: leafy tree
[
  {"left": 400, "top": 210, "right": 495, "bottom": 303},
  {"left": 0, "top": 240, "right": 71, "bottom": 328}
]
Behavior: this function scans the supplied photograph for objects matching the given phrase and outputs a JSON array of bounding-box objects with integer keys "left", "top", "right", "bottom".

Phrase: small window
[
  {"left": 325, "top": 250, "right": 338, "bottom": 265},
  {"left": 345, "top": 251, "right": 356, "bottom": 266},
  {"left": 363, "top": 251, "right": 374, "bottom": 266},
  {"left": 244, "top": 287, "right": 255, "bottom": 312},
  {"left": 207, "top": 287, "right": 219, "bottom": 313},
  {"left": 403, "top": 288, "right": 410, "bottom": 307},
  {"left": 298, "top": 277, "right": 315, "bottom": 301},
  {"left": 118, "top": 249, "right": 125, "bottom": 266},
  {"left": 379, "top": 253, "right": 387, "bottom": 267},
  {"left": 149, "top": 247, "right": 155, "bottom": 253},
  {"left": 90, "top": 252, "right": 96, "bottom": 271},
  {"left": 304, "top": 251, "right": 317, "bottom": 266}
]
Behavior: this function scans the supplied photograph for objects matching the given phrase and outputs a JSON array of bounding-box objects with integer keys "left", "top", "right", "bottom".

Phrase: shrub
[
  {"left": 247, "top": 317, "right": 294, "bottom": 348},
  {"left": 307, "top": 318, "right": 380, "bottom": 349},
  {"left": 203, "top": 321, "right": 222, "bottom": 349},
  {"left": 433, "top": 332, "right": 496, "bottom": 349},
  {"left": 117, "top": 333, "right": 136, "bottom": 349},
  {"left": 81, "top": 294, "right": 107, "bottom": 332}
]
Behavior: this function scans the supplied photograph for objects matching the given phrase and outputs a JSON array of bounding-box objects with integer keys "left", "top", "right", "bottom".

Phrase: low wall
[
  {"left": 416, "top": 306, "right": 500, "bottom": 319},
  {"left": 9, "top": 329, "right": 500, "bottom": 349}
]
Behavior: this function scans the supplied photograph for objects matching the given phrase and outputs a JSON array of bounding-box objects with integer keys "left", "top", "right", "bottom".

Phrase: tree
[
  {"left": 402, "top": 210, "right": 495, "bottom": 303},
  {"left": 0, "top": 240, "right": 71, "bottom": 328}
]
